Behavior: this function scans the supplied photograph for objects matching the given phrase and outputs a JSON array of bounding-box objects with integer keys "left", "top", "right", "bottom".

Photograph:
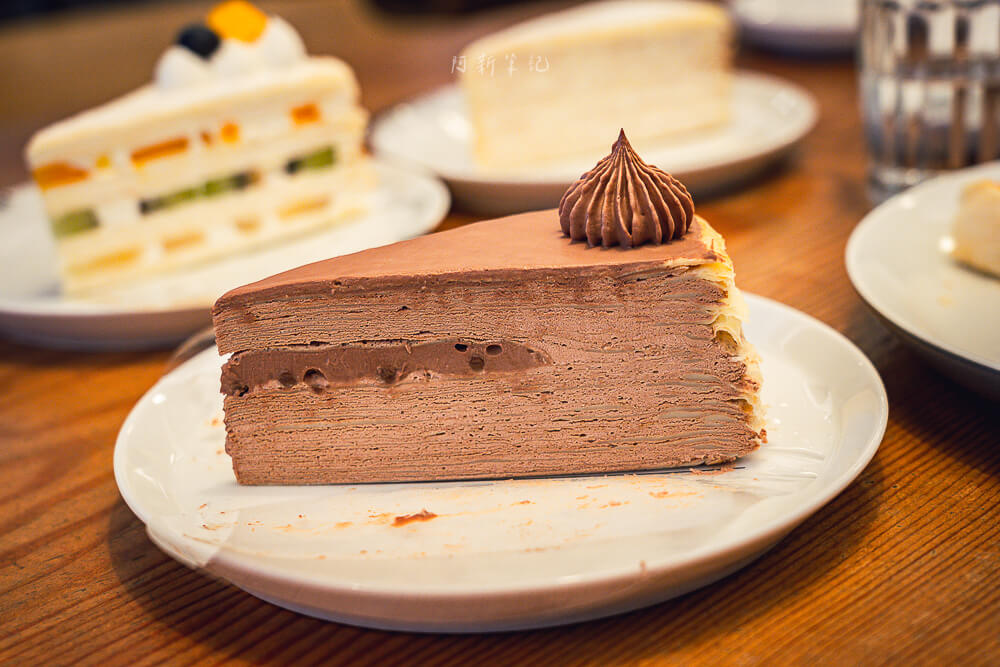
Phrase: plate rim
[
  {"left": 728, "top": 0, "right": 857, "bottom": 40},
  {"left": 845, "top": 161, "right": 1000, "bottom": 375},
  {"left": 114, "top": 291, "right": 888, "bottom": 599},
  {"left": 0, "top": 159, "right": 451, "bottom": 319},
  {"left": 369, "top": 71, "right": 819, "bottom": 187}
]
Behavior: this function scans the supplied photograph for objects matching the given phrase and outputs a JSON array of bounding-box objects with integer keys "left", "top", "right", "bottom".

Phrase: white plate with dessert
[
  {"left": 115, "top": 292, "right": 887, "bottom": 632},
  {"left": 0, "top": 160, "right": 449, "bottom": 350},
  {"left": 846, "top": 162, "right": 1000, "bottom": 400},
  {"left": 370, "top": 0, "right": 817, "bottom": 214},
  {"left": 371, "top": 74, "right": 816, "bottom": 215},
  {"left": 0, "top": 1, "right": 451, "bottom": 349}
]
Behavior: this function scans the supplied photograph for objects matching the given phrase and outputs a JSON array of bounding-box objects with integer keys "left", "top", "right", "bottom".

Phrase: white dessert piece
[
  {"left": 459, "top": 0, "right": 733, "bottom": 170},
  {"left": 25, "top": 1, "right": 374, "bottom": 295},
  {"left": 952, "top": 180, "right": 1000, "bottom": 278}
]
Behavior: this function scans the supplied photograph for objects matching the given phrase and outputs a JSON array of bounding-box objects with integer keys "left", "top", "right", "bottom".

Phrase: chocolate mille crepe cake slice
[{"left": 213, "top": 132, "right": 765, "bottom": 484}]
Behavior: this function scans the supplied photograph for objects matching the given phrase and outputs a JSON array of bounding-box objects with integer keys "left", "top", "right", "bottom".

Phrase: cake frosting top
[
  {"left": 559, "top": 130, "right": 694, "bottom": 248},
  {"left": 154, "top": 1, "right": 307, "bottom": 90},
  {"left": 215, "top": 209, "right": 728, "bottom": 322}
]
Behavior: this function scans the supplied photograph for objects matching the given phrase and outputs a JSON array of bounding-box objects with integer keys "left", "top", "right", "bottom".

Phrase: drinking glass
[{"left": 860, "top": 0, "right": 1000, "bottom": 201}]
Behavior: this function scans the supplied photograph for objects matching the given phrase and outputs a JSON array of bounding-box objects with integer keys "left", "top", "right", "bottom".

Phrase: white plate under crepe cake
[
  {"left": 116, "top": 133, "right": 885, "bottom": 630},
  {"left": 114, "top": 293, "right": 888, "bottom": 631}
]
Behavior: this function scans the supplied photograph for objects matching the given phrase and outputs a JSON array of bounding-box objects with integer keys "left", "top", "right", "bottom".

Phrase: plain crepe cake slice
[
  {"left": 459, "top": 0, "right": 732, "bottom": 169},
  {"left": 213, "top": 132, "right": 765, "bottom": 485}
]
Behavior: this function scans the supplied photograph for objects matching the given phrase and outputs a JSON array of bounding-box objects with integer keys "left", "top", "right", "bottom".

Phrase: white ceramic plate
[
  {"left": 0, "top": 161, "right": 450, "bottom": 350},
  {"left": 728, "top": 0, "right": 857, "bottom": 54},
  {"left": 846, "top": 162, "right": 1000, "bottom": 400},
  {"left": 370, "top": 73, "right": 817, "bottom": 215},
  {"left": 114, "top": 294, "right": 887, "bottom": 633}
]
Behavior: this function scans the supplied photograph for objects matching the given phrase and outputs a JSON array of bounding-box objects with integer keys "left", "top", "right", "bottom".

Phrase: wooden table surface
[{"left": 1, "top": 1, "right": 998, "bottom": 664}]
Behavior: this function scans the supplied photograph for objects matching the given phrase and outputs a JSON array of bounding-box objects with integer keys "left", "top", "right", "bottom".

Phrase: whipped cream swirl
[{"left": 559, "top": 130, "right": 694, "bottom": 248}]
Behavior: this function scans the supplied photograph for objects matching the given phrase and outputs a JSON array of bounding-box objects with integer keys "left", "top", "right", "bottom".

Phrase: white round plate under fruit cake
[
  {"left": 114, "top": 294, "right": 887, "bottom": 633},
  {"left": 0, "top": 161, "right": 449, "bottom": 350},
  {"left": 369, "top": 73, "right": 817, "bottom": 215},
  {"left": 846, "top": 162, "right": 1000, "bottom": 401}
]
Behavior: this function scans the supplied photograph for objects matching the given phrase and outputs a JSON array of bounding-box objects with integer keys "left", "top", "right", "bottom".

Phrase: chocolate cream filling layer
[{"left": 222, "top": 339, "right": 553, "bottom": 395}]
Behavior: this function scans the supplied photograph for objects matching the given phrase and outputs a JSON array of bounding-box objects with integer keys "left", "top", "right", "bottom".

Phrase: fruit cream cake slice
[
  {"left": 459, "top": 0, "right": 733, "bottom": 169},
  {"left": 213, "top": 132, "right": 764, "bottom": 485},
  {"left": 26, "top": 1, "right": 374, "bottom": 295}
]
